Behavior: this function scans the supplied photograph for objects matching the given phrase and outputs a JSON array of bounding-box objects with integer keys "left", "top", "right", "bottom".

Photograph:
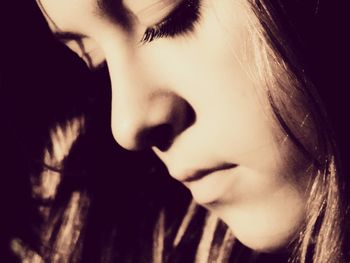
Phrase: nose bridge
[
  {"left": 106, "top": 47, "right": 148, "bottom": 147},
  {"left": 105, "top": 46, "right": 193, "bottom": 151}
]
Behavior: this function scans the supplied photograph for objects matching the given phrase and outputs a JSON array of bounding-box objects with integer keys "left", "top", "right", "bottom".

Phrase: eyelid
[
  {"left": 141, "top": 0, "right": 201, "bottom": 43},
  {"left": 135, "top": 0, "right": 183, "bottom": 26}
]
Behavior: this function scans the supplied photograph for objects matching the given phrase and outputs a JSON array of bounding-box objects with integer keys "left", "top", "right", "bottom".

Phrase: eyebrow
[
  {"left": 97, "top": 0, "right": 122, "bottom": 11},
  {"left": 96, "top": 0, "right": 131, "bottom": 29},
  {"left": 53, "top": 32, "right": 87, "bottom": 42}
]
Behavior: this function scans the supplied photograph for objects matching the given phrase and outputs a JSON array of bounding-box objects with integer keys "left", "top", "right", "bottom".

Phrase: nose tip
[{"left": 111, "top": 92, "right": 195, "bottom": 151}]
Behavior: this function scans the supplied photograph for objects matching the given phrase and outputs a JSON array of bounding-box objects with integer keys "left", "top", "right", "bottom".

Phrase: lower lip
[{"left": 183, "top": 166, "right": 238, "bottom": 205}]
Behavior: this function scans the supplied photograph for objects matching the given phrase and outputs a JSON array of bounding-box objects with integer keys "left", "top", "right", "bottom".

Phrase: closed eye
[
  {"left": 141, "top": 0, "right": 201, "bottom": 43},
  {"left": 54, "top": 32, "right": 106, "bottom": 70}
]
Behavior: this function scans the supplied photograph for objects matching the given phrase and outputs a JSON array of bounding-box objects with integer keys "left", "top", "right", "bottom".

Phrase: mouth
[
  {"left": 177, "top": 163, "right": 238, "bottom": 183},
  {"left": 171, "top": 162, "right": 238, "bottom": 204}
]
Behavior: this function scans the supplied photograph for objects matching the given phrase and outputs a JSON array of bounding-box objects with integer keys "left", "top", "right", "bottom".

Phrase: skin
[{"left": 37, "top": 0, "right": 309, "bottom": 252}]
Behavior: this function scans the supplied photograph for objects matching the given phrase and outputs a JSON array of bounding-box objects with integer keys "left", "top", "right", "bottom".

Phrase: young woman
[{"left": 1, "top": 0, "right": 349, "bottom": 262}]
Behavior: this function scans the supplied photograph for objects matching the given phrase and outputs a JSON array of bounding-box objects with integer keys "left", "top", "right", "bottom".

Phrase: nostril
[
  {"left": 140, "top": 100, "right": 196, "bottom": 151},
  {"left": 114, "top": 93, "right": 196, "bottom": 151},
  {"left": 183, "top": 100, "right": 196, "bottom": 130},
  {"left": 146, "top": 124, "right": 174, "bottom": 151}
]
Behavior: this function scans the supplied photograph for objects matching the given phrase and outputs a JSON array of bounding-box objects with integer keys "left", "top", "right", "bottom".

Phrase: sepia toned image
[{"left": 0, "top": 0, "right": 348, "bottom": 262}]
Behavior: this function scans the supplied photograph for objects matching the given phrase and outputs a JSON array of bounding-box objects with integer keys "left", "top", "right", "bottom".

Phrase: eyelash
[{"left": 141, "top": 0, "right": 201, "bottom": 43}]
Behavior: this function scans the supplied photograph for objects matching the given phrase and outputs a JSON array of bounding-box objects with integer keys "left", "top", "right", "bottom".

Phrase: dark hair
[
  {"left": 1, "top": 0, "right": 349, "bottom": 262},
  {"left": 1, "top": 2, "right": 192, "bottom": 262}
]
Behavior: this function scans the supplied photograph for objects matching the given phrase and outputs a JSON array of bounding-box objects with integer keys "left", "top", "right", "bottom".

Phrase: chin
[
  {"left": 222, "top": 217, "right": 301, "bottom": 253},
  {"left": 233, "top": 230, "right": 296, "bottom": 253},
  {"left": 216, "top": 206, "right": 304, "bottom": 253}
]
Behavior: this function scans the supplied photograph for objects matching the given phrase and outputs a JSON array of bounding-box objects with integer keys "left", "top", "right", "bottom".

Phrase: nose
[{"left": 108, "top": 55, "right": 195, "bottom": 151}]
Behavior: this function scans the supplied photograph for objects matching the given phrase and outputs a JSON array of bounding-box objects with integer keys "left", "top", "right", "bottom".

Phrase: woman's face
[{"left": 38, "top": 0, "right": 309, "bottom": 251}]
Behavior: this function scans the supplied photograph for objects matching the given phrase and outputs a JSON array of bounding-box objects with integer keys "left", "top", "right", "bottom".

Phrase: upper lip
[{"left": 174, "top": 163, "right": 237, "bottom": 183}]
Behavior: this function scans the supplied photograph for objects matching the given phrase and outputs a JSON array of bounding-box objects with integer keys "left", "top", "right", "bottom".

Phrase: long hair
[
  {"left": 1, "top": 3, "right": 191, "bottom": 262},
  {"left": 157, "top": 0, "right": 350, "bottom": 262},
  {"left": 1, "top": 0, "right": 349, "bottom": 262},
  {"left": 248, "top": 1, "right": 348, "bottom": 262},
  {"left": 182, "top": 1, "right": 349, "bottom": 262}
]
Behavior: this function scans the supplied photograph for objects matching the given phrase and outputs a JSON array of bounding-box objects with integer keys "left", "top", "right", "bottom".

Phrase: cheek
[
  {"left": 140, "top": 2, "right": 280, "bottom": 164},
  {"left": 140, "top": 0, "right": 300, "bottom": 170},
  {"left": 139, "top": 0, "right": 252, "bottom": 89}
]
